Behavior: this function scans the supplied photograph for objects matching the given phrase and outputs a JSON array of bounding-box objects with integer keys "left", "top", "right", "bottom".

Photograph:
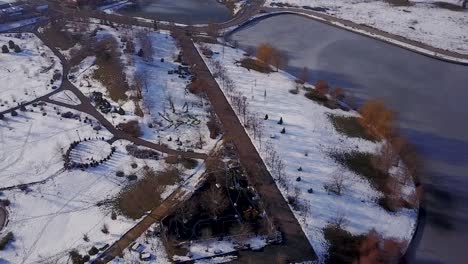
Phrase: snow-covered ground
[
  {"left": 113, "top": 223, "right": 170, "bottom": 264},
  {"left": 69, "top": 140, "right": 112, "bottom": 164},
  {"left": 49, "top": 90, "right": 81, "bottom": 106},
  {"left": 199, "top": 43, "right": 418, "bottom": 261},
  {"left": 0, "top": 103, "right": 112, "bottom": 188},
  {"left": 0, "top": 136, "right": 175, "bottom": 263},
  {"left": 69, "top": 25, "right": 219, "bottom": 153},
  {"left": 0, "top": 25, "right": 216, "bottom": 263},
  {"left": 266, "top": 0, "right": 468, "bottom": 55},
  {"left": 0, "top": 33, "right": 62, "bottom": 112}
]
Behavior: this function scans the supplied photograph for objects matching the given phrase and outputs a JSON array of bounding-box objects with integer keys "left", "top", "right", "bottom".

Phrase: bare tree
[
  {"left": 206, "top": 22, "right": 220, "bottom": 38},
  {"left": 200, "top": 185, "right": 229, "bottom": 219},
  {"left": 325, "top": 169, "right": 348, "bottom": 195},
  {"left": 166, "top": 93, "right": 176, "bottom": 114},
  {"left": 298, "top": 67, "right": 309, "bottom": 84},
  {"left": 136, "top": 30, "right": 154, "bottom": 62}
]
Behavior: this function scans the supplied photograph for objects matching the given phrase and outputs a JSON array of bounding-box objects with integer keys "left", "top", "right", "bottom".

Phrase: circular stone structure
[{"left": 68, "top": 140, "right": 112, "bottom": 166}]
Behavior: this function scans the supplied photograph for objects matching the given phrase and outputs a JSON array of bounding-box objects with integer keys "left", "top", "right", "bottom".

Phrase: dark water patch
[
  {"left": 117, "top": 0, "right": 231, "bottom": 24},
  {"left": 230, "top": 14, "right": 468, "bottom": 264}
]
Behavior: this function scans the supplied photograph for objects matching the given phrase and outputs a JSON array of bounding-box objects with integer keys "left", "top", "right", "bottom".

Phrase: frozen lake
[
  {"left": 117, "top": 0, "right": 232, "bottom": 25},
  {"left": 229, "top": 14, "right": 468, "bottom": 264}
]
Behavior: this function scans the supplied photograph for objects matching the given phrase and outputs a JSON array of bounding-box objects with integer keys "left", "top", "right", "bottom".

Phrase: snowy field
[
  {"left": 266, "top": 0, "right": 468, "bottom": 55},
  {"left": 0, "top": 33, "right": 62, "bottom": 112},
  {"left": 199, "top": 43, "right": 418, "bottom": 261},
  {"left": 69, "top": 25, "right": 219, "bottom": 153},
  {"left": 0, "top": 137, "right": 176, "bottom": 264},
  {"left": 0, "top": 104, "right": 112, "bottom": 188},
  {"left": 0, "top": 24, "right": 216, "bottom": 263}
]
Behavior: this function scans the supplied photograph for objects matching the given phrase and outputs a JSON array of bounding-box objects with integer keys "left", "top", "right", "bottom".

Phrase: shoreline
[{"left": 225, "top": 8, "right": 468, "bottom": 66}]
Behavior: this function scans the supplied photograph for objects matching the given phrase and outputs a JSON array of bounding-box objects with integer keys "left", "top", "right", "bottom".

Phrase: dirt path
[{"left": 177, "top": 35, "right": 317, "bottom": 263}]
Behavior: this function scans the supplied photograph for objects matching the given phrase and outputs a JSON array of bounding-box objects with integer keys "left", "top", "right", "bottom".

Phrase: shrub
[
  {"left": 328, "top": 115, "right": 376, "bottom": 141},
  {"left": 116, "top": 120, "right": 141, "bottom": 137},
  {"left": 88, "top": 246, "right": 99, "bottom": 256},
  {"left": 164, "top": 155, "right": 178, "bottom": 164},
  {"left": 0, "top": 232, "right": 14, "bottom": 250},
  {"left": 165, "top": 156, "right": 198, "bottom": 170},
  {"left": 83, "top": 234, "right": 89, "bottom": 242},
  {"left": 11, "top": 110, "right": 18, "bottom": 117},
  {"left": 101, "top": 224, "right": 109, "bottom": 234},
  {"left": 115, "top": 171, "right": 125, "bottom": 177},
  {"left": 304, "top": 89, "right": 328, "bottom": 103},
  {"left": 181, "top": 158, "right": 198, "bottom": 170},
  {"left": 315, "top": 80, "right": 329, "bottom": 96},
  {"left": 359, "top": 100, "right": 395, "bottom": 139},
  {"left": 126, "top": 144, "right": 159, "bottom": 160},
  {"left": 69, "top": 250, "right": 84, "bottom": 264},
  {"left": 239, "top": 58, "right": 272, "bottom": 73},
  {"left": 111, "top": 211, "right": 117, "bottom": 220},
  {"left": 323, "top": 224, "right": 363, "bottom": 264},
  {"left": 14, "top": 45, "right": 21, "bottom": 53},
  {"left": 256, "top": 43, "right": 287, "bottom": 71},
  {"left": 8, "top": 40, "right": 14, "bottom": 49},
  {"left": 331, "top": 87, "right": 345, "bottom": 101},
  {"left": 287, "top": 195, "right": 300, "bottom": 211},
  {"left": 127, "top": 174, "right": 137, "bottom": 181},
  {"left": 1, "top": 45, "right": 9, "bottom": 53}
]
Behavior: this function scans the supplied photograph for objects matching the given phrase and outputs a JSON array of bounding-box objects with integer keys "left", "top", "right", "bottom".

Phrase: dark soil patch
[
  {"left": 165, "top": 156, "right": 199, "bottom": 170},
  {"left": 113, "top": 168, "right": 181, "bottom": 220},
  {"left": 92, "top": 37, "right": 129, "bottom": 101}
]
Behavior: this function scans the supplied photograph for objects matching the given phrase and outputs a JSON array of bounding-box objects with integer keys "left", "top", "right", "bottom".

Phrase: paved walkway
[{"left": 177, "top": 34, "right": 317, "bottom": 263}]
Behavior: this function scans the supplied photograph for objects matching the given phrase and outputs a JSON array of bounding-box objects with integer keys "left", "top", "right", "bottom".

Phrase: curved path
[{"left": 0, "top": 26, "right": 206, "bottom": 161}]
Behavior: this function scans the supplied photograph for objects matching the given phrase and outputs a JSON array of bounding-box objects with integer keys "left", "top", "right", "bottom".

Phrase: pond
[
  {"left": 116, "top": 0, "right": 232, "bottom": 25},
  {"left": 229, "top": 14, "right": 468, "bottom": 264}
]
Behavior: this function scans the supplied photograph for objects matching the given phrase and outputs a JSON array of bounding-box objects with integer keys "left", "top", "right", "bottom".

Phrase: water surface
[
  {"left": 117, "top": 0, "right": 232, "bottom": 25},
  {"left": 230, "top": 14, "right": 468, "bottom": 264}
]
